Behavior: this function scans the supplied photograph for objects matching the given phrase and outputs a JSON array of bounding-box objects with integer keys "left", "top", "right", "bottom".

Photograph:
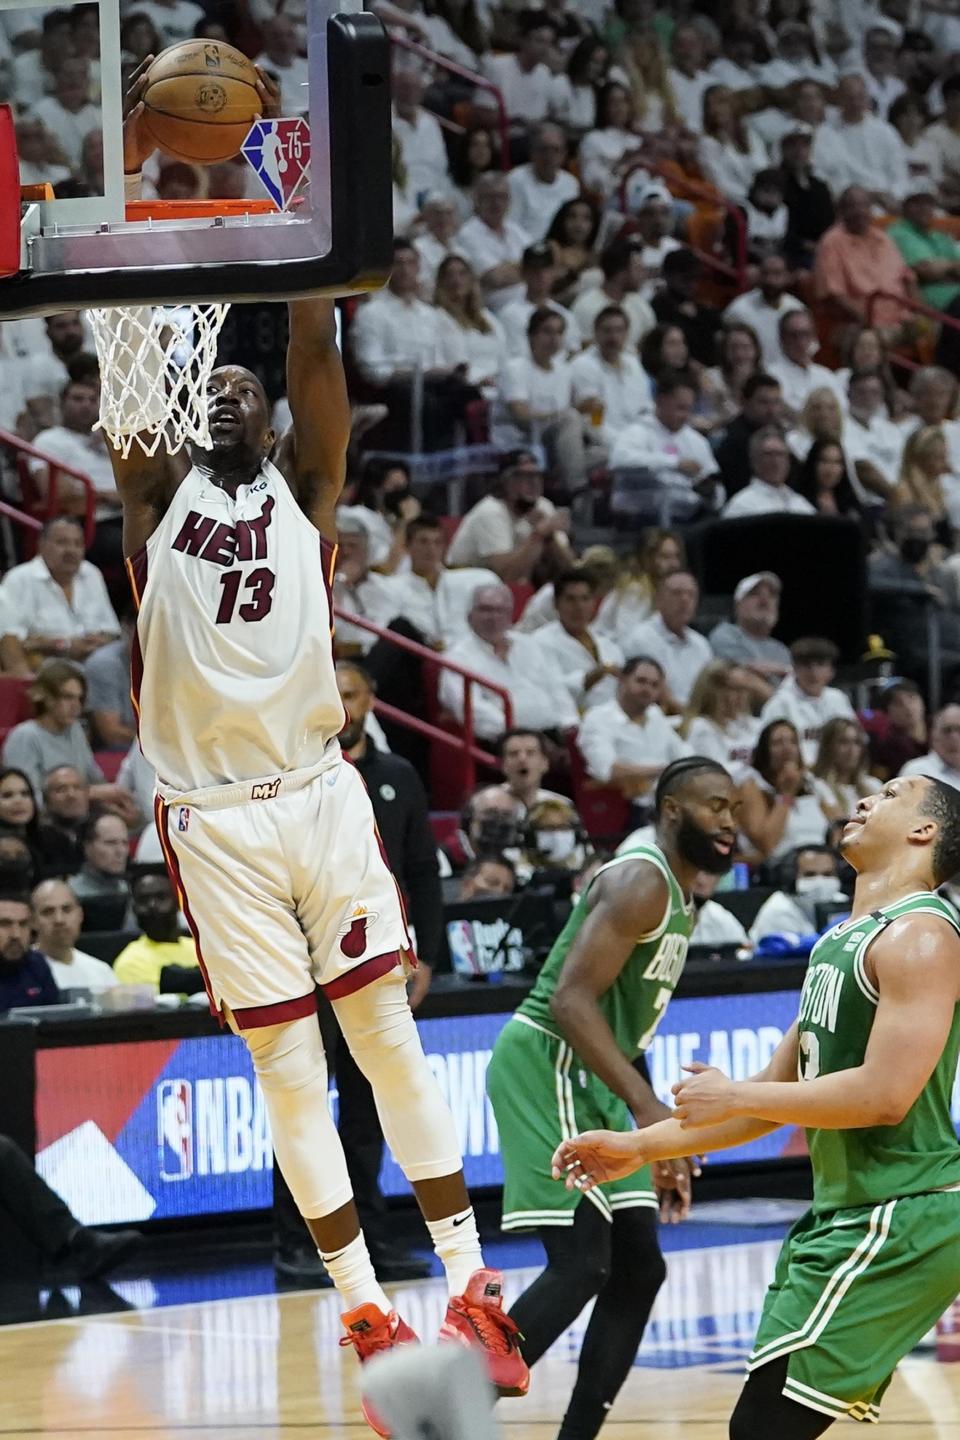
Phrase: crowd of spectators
[{"left": 9, "top": 0, "right": 960, "bottom": 994}]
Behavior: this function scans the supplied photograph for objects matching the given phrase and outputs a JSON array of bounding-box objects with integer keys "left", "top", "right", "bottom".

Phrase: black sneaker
[
  {"left": 61, "top": 1227, "right": 142, "bottom": 1281},
  {"left": 369, "top": 1240, "right": 432, "bottom": 1282},
  {"left": 274, "top": 1245, "right": 332, "bottom": 1286}
]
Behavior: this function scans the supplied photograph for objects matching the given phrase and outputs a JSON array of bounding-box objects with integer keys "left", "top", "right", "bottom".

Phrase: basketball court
[{"left": 2, "top": 1214, "right": 959, "bottom": 1437}]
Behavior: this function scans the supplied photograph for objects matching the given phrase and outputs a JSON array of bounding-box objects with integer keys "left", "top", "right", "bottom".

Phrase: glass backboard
[{"left": 0, "top": 0, "right": 391, "bottom": 315}]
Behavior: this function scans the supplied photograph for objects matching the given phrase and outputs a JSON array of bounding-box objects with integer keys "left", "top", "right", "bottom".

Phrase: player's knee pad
[{"left": 242, "top": 1016, "right": 353, "bottom": 1219}]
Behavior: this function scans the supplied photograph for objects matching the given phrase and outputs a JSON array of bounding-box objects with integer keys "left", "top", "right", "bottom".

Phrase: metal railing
[
  {"left": 618, "top": 157, "right": 748, "bottom": 290},
  {"left": 390, "top": 34, "right": 511, "bottom": 171},
  {"left": 0, "top": 427, "right": 97, "bottom": 547},
  {"left": 334, "top": 607, "right": 512, "bottom": 793}
]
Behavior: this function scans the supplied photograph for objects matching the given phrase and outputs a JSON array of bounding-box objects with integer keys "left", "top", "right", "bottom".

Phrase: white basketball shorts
[{"left": 154, "top": 752, "right": 413, "bottom": 1029}]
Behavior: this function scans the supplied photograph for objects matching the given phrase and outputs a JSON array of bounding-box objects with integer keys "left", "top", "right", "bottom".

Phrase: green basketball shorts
[
  {"left": 486, "top": 1014, "right": 657, "bottom": 1231},
  {"left": 748, "top": 1187, "right": 960, "bottom": 1423}
]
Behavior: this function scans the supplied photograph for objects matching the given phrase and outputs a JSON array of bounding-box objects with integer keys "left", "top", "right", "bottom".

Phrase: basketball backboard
[{"left": 0, "top": 0, "right": 392, "bottom": 316}]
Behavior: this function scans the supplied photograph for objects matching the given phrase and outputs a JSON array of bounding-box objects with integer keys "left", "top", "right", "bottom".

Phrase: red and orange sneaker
[
  {"left": 439, "top": 1268, "right": 529, "bottom": 1398},
  {"left": 339, "top": 1303, "right": 419, "bottom": 1438}
]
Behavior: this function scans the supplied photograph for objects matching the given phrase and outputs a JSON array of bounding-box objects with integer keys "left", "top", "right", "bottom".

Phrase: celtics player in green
[
  {"left": 487, "top": 755, "right": 739, "bottom": 1440},
  {"left": 554, "top": 773, "right": 960, "bottom": 1438}
]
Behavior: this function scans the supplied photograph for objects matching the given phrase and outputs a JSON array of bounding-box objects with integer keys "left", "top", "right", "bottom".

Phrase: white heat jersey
[{"left": 128, "top": 458, "right": 344, "bottom": 792}]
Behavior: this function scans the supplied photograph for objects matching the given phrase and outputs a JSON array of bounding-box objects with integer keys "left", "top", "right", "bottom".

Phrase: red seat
[
  {"left": 0, "top": 676, "right": 33, "bottom": 731},
  {"left": 566, "top": 729, "right": 630, "bottom": 843},
  {"left": 508, "top": 581, "right": 534, "bottom": 623},
  {"left": 429, "top": 812, "right": 461, "bottom": 850},
  {"left": 94, "top": 750, "right": 124, "bottom": 783}
]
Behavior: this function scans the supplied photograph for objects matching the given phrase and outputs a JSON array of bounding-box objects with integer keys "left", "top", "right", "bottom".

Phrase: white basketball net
[{"left": 89, "top": 303, "right": 232, "bottom": 457}]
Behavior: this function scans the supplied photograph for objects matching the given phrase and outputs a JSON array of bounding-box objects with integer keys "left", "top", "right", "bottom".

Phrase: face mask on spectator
[
  {"left": 900, "top": 537, "right": 929, "bottom": 564},
  {"left": 536, "top": 829, "right": 577, "bottom": 862},
  {"left": 795, "top": 875, "right": 841, "bottom": 901},
  {"left": 474, "top": 814, "right": 523, "bottom": 852}
]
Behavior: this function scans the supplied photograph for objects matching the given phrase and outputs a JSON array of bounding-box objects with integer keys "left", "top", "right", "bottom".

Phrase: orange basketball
[{"left": 141, "top": 40, "right": 261, "bottom": 165}]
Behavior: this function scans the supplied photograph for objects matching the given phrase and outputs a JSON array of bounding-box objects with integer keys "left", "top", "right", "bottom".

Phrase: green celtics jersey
[
  {"left": 799, "top": 890, "right": 960, "bottom": 1213},
  {"left": 517, "top": 843, "right": 695, "bottom": 1062}
]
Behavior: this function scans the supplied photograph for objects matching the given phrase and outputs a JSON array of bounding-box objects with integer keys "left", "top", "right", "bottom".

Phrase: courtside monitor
[{"left": 0, "top": 0, "right": 392, "bottom": 315}]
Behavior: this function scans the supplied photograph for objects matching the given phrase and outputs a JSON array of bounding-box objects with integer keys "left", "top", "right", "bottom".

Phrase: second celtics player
[
  {"left": 486, "top": 756, "right": 739, "bottom": 1440},
  {"left": 555, "top": 773, "right": 960, "bottom": 1438}
]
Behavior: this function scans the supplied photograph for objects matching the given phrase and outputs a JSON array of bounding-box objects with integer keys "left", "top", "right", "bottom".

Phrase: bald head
[{"left": 469, "top": 584, "right": 514, "bottom": 645}]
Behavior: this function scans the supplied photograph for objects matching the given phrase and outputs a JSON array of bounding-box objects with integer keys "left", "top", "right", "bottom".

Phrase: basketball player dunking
[
  {"left": 107, "top": 79, "right": 528, "bottom": 1434},
  {"left": 555, "top": 775, "right": 960, "bottom": 1438}
]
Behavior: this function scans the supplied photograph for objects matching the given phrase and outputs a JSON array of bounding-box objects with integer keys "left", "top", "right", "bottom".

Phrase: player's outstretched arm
[
  {"left": 674, "top": 914, "right": 960, "bottom": 1131},
  {"left": 284, "top": 300, "right": 351, "bottom": 539},
  {"left": 551, "top": 1025, "right": 800, "bottom": 1191}
]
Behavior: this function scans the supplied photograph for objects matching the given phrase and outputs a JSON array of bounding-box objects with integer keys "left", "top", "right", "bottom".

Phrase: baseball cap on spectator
[
  {"left": 734, "top": 572, "right": 782, "bottom": 603},
  {"left": 638, "top": 183, "right": 673, "bottom": 208}
]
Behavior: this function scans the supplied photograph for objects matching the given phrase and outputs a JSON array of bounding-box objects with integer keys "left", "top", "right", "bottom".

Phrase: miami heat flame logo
[{"left": 339, "top": 905, "right": 379, "bottom": 959}]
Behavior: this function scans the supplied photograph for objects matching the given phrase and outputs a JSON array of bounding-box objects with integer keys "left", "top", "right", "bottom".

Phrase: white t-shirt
[
  {"left": 499, "top": 297, "right": 582, "bottom": 356},
  {"left": 435, "top": 309, "right": 507, "bottom": 389},
  {"left": 28, "top": 97, "right": 101, "bottom": 169},
  {"left": 393, "top": 566, "right": 499, "bottom": 647},
  {"left": 569, "top": 347, "right": 653, "bottom": 443},
  {"left": 722, "top": 479, "right": 816, "bottom": 519},
  {"left": 843, "top": 412, "right": 905, "bottom": 493},
  {"left": 900, "top": 751, "right": 960, "bottom": 790},
  {"left": 438, "top": 630, "right": 579, "bottom": 739},
  {"left": 0, "top": 555, "right": 119, "bottom": 642},
  {"left": 446, "top": 494, "right": 565, "bottom": 569},
  {"left": 769, "top": 358, "right": 845, "bottom": 416},
  {"left": 629, "top": 612, "right": 714, "bottom": 705},
  {"left": 549, "top": 75, "right": 597, "bottom": 131},
  {"left": 578, "top": 127, "right": 642, "bottom": 197},
  {"left": 350, "top": 289, "right": 464, "bottom": 384},
  {"left": 571, "top": 288, "right": 656, "bottom": 350},
  {"left": 492, "top": 355, "right": 573, "bottom": 449},
  {"left": 536, "top": 620, "right": 624, "bottom": 711},
  {"left": 480, "top": 54, "right": 554, "bottom": 122},
  {"left": 723, "top": 288, "right": 804, "bottom": 368},
  {"left": 507, "top": 164, "right": 580, "bottom": 242},
  {"left": 29, "top": 426, "right": 118, "bottom": 503},
  {"left": 814, "top": 114, "right": 908, "bottom": 201},
  {"left": 333, "top": 571, "right": 406, "bottom": 654},
  {"left": 759, "top": 675, "right": 856, "bottom": 765},
  {"left": 667, "top": 67, "right": 712, "bottom": 131},
  {"left": 391, "top": 105, "right": 451, "bottom": 205},
  {"left": 577, "top": 699, "right": 690, "bottom": 783},
  {"left": 454, "top": 216, "right": 532, "bottom": 311},
  {"left": 686, "top": 713, "right": 760, "bottom": 776},
  {"left": 45, "top": 948, "right": 119, "bottom": 994},
  {"left": 699, "top": 131, "right": 769, "bottom": 207},
  {"left": 609, "top": 416, "right": 719, "bottom": 491}
]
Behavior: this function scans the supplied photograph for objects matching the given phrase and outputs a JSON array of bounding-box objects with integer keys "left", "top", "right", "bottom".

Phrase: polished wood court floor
[{"left": 2, "top": 1240, "right": 959, "bottom": 1437}]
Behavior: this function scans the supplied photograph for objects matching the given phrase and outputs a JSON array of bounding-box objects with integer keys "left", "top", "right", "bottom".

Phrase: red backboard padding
[{"left": 0, "top": 105, "right": 19, "bottom": 278}]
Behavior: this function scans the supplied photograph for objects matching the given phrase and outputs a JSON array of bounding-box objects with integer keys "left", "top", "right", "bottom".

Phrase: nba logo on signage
[
  {"left": 242, "top": 119, "right": 310, "bottom": 211},
  {"left": 158, "top": 1079, "right": 193, "bottom": 1181}
]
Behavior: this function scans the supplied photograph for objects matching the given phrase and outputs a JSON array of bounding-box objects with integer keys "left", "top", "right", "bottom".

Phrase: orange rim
[{"left": 125, "top": 197, "right": 278, "bottom": 220}]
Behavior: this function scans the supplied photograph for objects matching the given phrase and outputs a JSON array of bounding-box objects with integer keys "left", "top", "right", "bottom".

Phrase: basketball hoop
[{"left": 90, "top": 301, "right": 231, "bottom": 458}]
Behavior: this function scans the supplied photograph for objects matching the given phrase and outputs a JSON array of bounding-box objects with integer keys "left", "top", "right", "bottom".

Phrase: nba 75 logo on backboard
[
  {"left": 158, "top": 1079, "right": 193, "bottom": 1181},
  {"left": 242, "top": 119, "right": 311, "bottom": 211}
]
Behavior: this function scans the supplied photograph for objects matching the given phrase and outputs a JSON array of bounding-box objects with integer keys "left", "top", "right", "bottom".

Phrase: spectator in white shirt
[
  {"left": 571, "top": 234, "right": 657, "bottom": 350},
  {"left": 499, "top": 241, "right": 582, "bottom": 357},
  {"left": 667, "top": 23, "right": 712, "bottom": 132},
  {"left": 760, "top": 636, "right": 856, "bottom": 765},
  {"left": 576, "top": 656, "right": 691, "bottom": 796},
  {"left": 577, "top": 81, "right": 649, "bottom": 201},
  {"left": 29, "top": 57, "right": 100, "bottom": 171},
  {"left": 630, "top": 570, "right": 714, "bottom": 708},
  {"left": 331, "top": 516, "right": 404, "bottom": 655},
  {"left": 507, "top": 124, "right": 580, "bottom": 242},
  {"left": 446, "top": 448, "right": 573, "bottom": 581},
  {"left": 722, "top": 426, "right": 817, "bottom": 518},
  {"left": 749, "top": 846, "right": 848, "bottom": 943},
  {"left": 492, "top": 308, "right": 606, "bottom": 493},
  {"left": 350, "top": 237, "right": 470, "bottom": 449},
  {"left": 537, "top": 569, "right": 625, "bottom": 713},
  {"left": 125, "top": 0, "right": 204, "bottom": 46},
  {"left": 769, "top": 307, "right": 844, "bottom": 419},
  {"left": 548, "top": 35, "right": 607, "bottom": 134},
  {"left": 630, "top": 186, "right": 682, "bottom": 300},
  {"left": 30, "top": 379, "right": 122, "bottom": 527},
  {"left": 439, "top": 582, "right": 578, "bottom": 742},
  {"left": 569, "top": 305, "right": 653, "bottom": 446},
  {"left": 863, "top": 27, "right": 905, "bottom": 118},
  {"left": 480, "top": 11, "right": 558, "bottom": 126},
  {"left": 900, "top": 705, "right": 960, "bottom": 790},
  {"left": 12, "top": 116, "right": 70, "bottom": 191},
  {"left": 0, "top": 518, "right": 119, "bottom": 677},
  {"left": 901, "top": 367, "right": 960, "bottom": 473},
  {"left": 391, "top": 59, "right": 451, "bottom": 207},
  {"left": 609, "top": 375, "right": 723, "bottom": 514},
  {"left": 396, "top": 515, "right": 497, "bottom": 648},
  {"left": 32, "top": 878, "right": 117, "bottom": 994},
  {"left": 10, "top": 11, "right": 71, "bottom": 109},
  {"left": 819, "top": 72, "right": 908, "bottom": 208},
  {"left": 699, "top": 84, "right": 769, "bottom": 207},
  {"left": 709, "top": 26, "right": 764, "bottom": 91},
  {"left": 683, "top": 658, "right": 760, "bottom": 774},
  {"left": 723, "top": 253, "right": 804, "bottom": 368},
  {"left": 254, "top": 13, "right": 310, "bottom": 116},
  {"left": 433, "top": 254, "right": 507, "bottom": 391},
  {"left": 844, "top": 367, "right": 905, "bottom": 500},
  {"left": 414, "top": 196, "right": 463, "bottom": 298},
  {"left": 19, "top": 311, "right": 90, "bottom": 424},
  {"left": 455, "top": 173, "right": 531, "bottom": 312}
]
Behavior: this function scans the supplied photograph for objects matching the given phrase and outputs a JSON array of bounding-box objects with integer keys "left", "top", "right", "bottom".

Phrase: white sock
[
  {"left": 320, "top": 1233, "right": 391, "bottom": 1314},
  {"left": 426, "top": 1208, "right": 484, "bottom": 1298}
]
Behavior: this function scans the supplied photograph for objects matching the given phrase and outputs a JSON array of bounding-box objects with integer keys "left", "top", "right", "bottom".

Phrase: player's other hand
[
  {"left": 653, "top": 1156, "right": 700, "bottom": 1224},
  {"left": 672, "top": 1062, "right": 739, "bottom": 1127},
  {"left": 407, "top": 961, "right": 432, "bottom": 1010},
  {"left": 254, "top": 66, "right": 282, "bottom": 120},
  {"left": 551, "top": 1130, "right": 645, "bottom": 1192},
  {"left": 123, "top": 55, "right": 157, "bottom": 174}
]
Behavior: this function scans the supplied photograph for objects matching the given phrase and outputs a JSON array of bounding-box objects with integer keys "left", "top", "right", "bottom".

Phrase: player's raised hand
[
  {"left": 672, "top": 1062, "right": 739, "bottom": 1127},
  {"left": 254, "top": 67, "right": 282, "bottom": 120},
  {"left": 122, "top": 55, "right": 157, "bottom": 174},
  {"left": 551, "top": 1130, "right": 646, "bottom": 1191}
]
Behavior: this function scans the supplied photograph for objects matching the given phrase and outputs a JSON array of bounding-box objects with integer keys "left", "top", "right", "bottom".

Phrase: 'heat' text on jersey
[{"left": 172, "top": 497, "right": 276, "bottom": 567}]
